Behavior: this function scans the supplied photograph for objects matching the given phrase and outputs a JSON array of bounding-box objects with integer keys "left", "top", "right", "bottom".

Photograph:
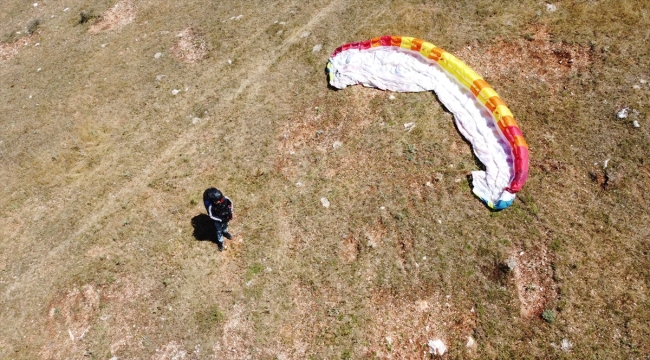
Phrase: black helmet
[{"left": 203, "top": 187, "right": 223, "bottom": 202}]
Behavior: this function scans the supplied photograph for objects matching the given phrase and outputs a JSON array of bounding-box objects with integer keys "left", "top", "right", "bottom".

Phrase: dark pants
[{"left": 214, "top": 221, "right": 229, "bottom": 245}]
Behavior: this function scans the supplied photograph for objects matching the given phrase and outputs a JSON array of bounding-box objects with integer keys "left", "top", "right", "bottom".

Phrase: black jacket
[{"left": 205, "top": 197, "right": 233, "bottom": 222}]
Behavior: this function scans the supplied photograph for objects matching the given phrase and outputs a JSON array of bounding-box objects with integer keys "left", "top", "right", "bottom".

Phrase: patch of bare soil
[
  {"left": 88, "top": 0, "right": 136, "bottom": 33},
  {"left": 0, "top": 35, "right": 35, "bottom": 61},
  {"left": 170, "top": 27, "right": 208, "bottom": 64},
  {"left": 40, "top": 285, "right": 101, "bottom": 359},
  {"left": 41, "top": 276, "right": 155, "bottom": 359},
  {"left": 455, "top": 25, "right": 593, "bottom": 89},
  {"left": 363, "top": 290, "right": 477, "bottom": 358},
  {"left": 339, "top": 235, "right": 360, "bottom": 263},
  {"left": 510, "top": 245, "right": 557, "bottom": 318}
]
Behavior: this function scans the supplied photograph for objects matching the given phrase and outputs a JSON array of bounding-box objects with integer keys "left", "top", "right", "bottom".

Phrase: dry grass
[{"left": 1, "top": 0, "right": 649, "bottom": 359}]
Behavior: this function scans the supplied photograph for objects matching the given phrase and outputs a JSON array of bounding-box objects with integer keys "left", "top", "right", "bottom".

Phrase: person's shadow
[{"left": 191, "top": 214, "right": 219, "bottom": 243}]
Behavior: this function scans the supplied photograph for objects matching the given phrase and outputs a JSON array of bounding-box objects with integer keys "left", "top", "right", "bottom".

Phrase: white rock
[
  {"left": 404, "top": 122, "right": 415, "bottom": 132},
  {"left": 332, "top": 141, "right": 342, "bottom": 149},
  {"left": 640, "top": 79, "right": 648, "bottom": 84},
  {"left": 296, "top": 181, "right": 303, "bottom": 187},
  {"left": 227, "top": 59, "right": 232, "bottom": 64},
  {"left": 37, "top": 68, "right": 41, "bottom": 72},
  {"left": 192, "top": 117, "right": 201, "bottom": 124},
  {"left": 633, "top": 120, "right": 640, "bottom": 128},
  {"left": 300, "top": 31, "right": 310, "bottom": 38},
  {"left": 633, "top": 84, "right": 641, "bottom": 89},
  {"left": 33, "top": 3, "right": 38, "bottom": 7},
  {"left": 467, "top": 336, "right": 475, "bottom": 347},
  {"left": 171, "top": 89, "right": 180, "bottom": 95},
  {"left": 546, "top": 3, "right": 557, "bottom": 12},
  {"left": 312, "top": 44, "right": 323, "bottom": 53},
  {"left": 561, "top": 338, "right": 573, "bottom": 351},
  {"left": 320, "top": 197, "right": 330, "bottom": 208},
  {"left": 63, "top": 7, "right": 69, "bottom": 11},
  {"left": 616, "top": 108, "right": 629, "bottom": 119},
  {"left": 603, "top": 158, "right": 610, "bottom": 169},
  {"left": 101, "top": 43, "right": 107, "bottom": 48},
  {"left": 154, "top": 52, "right": 162, "bottom": 59},
  {"left": 156, "top": 74, "right": 166, "bottom": 81},
  {"left": 235, "top": 14, "right": 243, "bottom": 20},
  {"left": 389, "top": 94, "right": 396, "bottom": 100},
  {"left": 428, "top": 339, "right": 447, "bottom": 356}
]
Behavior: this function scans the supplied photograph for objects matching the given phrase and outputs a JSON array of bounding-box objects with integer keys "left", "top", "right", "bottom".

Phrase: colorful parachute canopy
[{"left": 327, "top": 36, "right": 529, "bottom": 210}]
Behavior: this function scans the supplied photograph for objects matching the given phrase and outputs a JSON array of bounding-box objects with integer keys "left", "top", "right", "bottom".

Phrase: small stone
[
  {"left": 227, "top": 59, "right": 232, "bottom": 64},
  {"left": 505, "top": 258, "right": 517, "bottom": 271},
  {"left": 320, "top": 197, "right": 330, "bottom": 208},
  {"left": 640, "top": 79, "right": 648, "bottom": 84},
  {"left": 546, "top": 3, "right": 557, "bottom": 12},
  {"left": 300, "top": 31, "right": 310, "bottom": 38},
  {"left": 428, "top": 339, "right": 447, "bottom": 356},
  {"left": 101, "top": 43, "right": 107, "bottom": 48},
  {"left": 37, "top": 68, "right": 41, "bottom": 72},
  {"left": 192, "top": 117, "right": 201, "bottom": 124},
  {"left": 389, "top": 94, "right": 396, "bottom": 100},
  {"left": 332, "top": 141, "right": 342, "bottom": 149},
  {"left": 425, "top": 181, "right": 433, "bottom": 187},
  {"left": 296, "top": 181, "right": 303, "bottom": 187},
  {"left": 154, "top": 52, "right": 162, "bottom": 59},
  {"left": 404, "top": 122, "right": 415, "bottom": 132},
  {"left": 156, "top": 74, "right": 166, "bottom": 81},
  {"left": 633, "top": 84, "right": 641, "bottom": 89},
  {"left": 312, "top": 44, "right": 323, "bottom": 53},
  {"left": 633, "top": 120, "right": 640, "bottom": 128},
  {"left": 171, "top": 89, "right": 180, "bottom": 95},
  {"left": 235, "top": 14, "right": 243, "bottom": 20},
  {"left": 616, "top": 107, "right": 629, "bottom": 119},
  {"left": 467, "top": 336, "right": 475, "bottom": 347},
  {"left": 561, "top": 338, "right": 573, "bottom": 352}
]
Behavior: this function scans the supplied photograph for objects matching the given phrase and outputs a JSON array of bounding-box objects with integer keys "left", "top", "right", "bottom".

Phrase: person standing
[{"left": 203, "top": 187, "right": 233, "bottom": 251}]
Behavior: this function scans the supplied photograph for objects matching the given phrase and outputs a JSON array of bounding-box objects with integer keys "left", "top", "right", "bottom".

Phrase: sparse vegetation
[
  {"left": 1, "top": 0, "right": 649, "bottom": 358},
  {"left": 542, "top": 309, "right": 556, "bottom": 323}
]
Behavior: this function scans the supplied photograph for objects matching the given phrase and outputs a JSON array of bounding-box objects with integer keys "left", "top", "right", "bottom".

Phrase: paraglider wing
[{"left": 327, "top": 36, "right": 529, "bottom": 210}]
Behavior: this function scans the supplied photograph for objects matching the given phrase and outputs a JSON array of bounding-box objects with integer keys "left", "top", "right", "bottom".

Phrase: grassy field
[{"left": 1, "top": 0, "right": 649, "bottom": 358}]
